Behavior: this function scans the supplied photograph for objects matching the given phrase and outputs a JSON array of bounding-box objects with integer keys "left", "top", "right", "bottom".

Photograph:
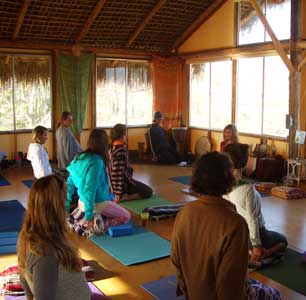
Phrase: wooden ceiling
[{"left": 0, "top": 0, "right": 226, "bottom": 54}]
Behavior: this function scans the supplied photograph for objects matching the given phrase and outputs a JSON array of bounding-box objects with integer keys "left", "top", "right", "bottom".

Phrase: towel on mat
[{"left": 142, "top": 202, "right": 187, "bottom": 220}]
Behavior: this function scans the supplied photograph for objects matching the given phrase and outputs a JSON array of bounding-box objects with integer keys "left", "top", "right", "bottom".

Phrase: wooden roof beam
[
  {"left": 12, "top": 0, "right": 31, "bottom": 40},
  {"left": 172, "top": 0, "right": 227, "bottom": 52},
  {"left": 0, "top": 40, "right": 154, "bottom": 59},
  {"left": 126, "top": 0, "right": 167, "bottom": 47},
  {"left": 76, "top": 0, "right": 107, "bottom": 43},
  {"left": 249, "top": 0, "right": 294, "bottom": 73}
]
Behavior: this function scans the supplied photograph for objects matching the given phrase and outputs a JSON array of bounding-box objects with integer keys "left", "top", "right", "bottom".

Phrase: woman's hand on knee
[{"left": 251, "top": 246, "right": 267, "bottom": 261}]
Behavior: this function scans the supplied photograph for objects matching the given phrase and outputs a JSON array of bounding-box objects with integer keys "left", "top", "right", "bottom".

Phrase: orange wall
[{"left": 178, "top": 0, "right": 235, "bottom": 53}]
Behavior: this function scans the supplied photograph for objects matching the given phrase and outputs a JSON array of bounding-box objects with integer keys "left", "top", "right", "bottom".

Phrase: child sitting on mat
[
  {"left": 109, "top": 123, "right": 153, "bottom": 203},
  {"left": 17, "top": 175, "right": 91, "bottom": 300},
  {"left": 27, "top": 125, "right": 52, "bottom": 179},
  {"left": 66, "top": 128, "right": 131, "bottom": 237},
  {"left": 224, "top": 143, "right": 288, "bottom": 264}
]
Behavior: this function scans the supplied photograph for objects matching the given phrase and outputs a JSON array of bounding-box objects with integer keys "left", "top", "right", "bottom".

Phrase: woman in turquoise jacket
[{"left": 66, "top": 129, "right": 131, "bottom": 237}]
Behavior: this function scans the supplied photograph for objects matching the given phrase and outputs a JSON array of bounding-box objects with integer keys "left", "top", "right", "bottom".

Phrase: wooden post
[
  {"left": 52, "top": 50, "right": 58, "bottom": 162},
  {"left": 92, "top": 55, "right": 97, "bottom": 130},
  {"left": 288, "top": 0, "right": 302, "bottom": 158}
]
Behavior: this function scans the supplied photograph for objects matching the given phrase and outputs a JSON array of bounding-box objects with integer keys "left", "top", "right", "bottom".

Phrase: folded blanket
[
  {"left": 0, "top": 260, "right": 95, "bottom": 295},
  {"left": 255, "top": 182, "right": 277, "bottom": 193},
  {"left": 0, "top": 265, "right": 24, "bottom": 296},
  {"left": 271, "top": 186, "right": 306, "bottom": 199}
]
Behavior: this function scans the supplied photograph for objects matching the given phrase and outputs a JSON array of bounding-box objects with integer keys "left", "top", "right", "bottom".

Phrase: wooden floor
[{"left": 0, "top": 164, "right": 305, "bottom": 300}]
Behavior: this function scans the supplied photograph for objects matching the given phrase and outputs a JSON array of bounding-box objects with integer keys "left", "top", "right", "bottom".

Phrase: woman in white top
[
  {"left": 27, "top": 126, "right": 52, "bottom": 179},
  {"left": 224, "top": 143, "right": 287, "bottom": 263}
]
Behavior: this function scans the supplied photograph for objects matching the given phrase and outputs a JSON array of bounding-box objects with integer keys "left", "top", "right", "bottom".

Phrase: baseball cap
[{"left": 154, "top": 111, "right": 164, "bottom": 120}]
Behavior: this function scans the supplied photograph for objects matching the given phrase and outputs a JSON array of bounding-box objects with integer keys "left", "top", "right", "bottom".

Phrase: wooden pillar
[
  {"left": 52, "top": 50, "right": 58, "bottom": 162},
  {"left": 288, "top": 0, "right": 302, "bottom": 158}
]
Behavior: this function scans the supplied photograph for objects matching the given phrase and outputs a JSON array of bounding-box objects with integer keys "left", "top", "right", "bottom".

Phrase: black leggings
[
  {"left": 156, "top": 146, "right": 180, "bottom": 164},
  {"left": 259, "top": 227, "right": 288, "bottom": 249},
  {"left": 126, "top": 179, "right": 153, "bottom": 199}
]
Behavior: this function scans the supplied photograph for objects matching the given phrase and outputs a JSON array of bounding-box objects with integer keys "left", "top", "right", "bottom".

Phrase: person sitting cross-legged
[
  {"left": 224, "top": 143, "right": 288, "bottom": 266},
  {"left": 109, "top": 123, "right": 153, "bottom": 203},
  {"left": 171, "top": 152, "right": 281, "bottom": 300}
]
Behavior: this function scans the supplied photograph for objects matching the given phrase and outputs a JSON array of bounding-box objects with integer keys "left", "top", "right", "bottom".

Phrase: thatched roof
[
  {"left": 96, "top": 59, "right": 151, "bottom": 85},
  {"left": 0, "top": 0, "right": 219, "bottom": 54},
  {"left": 0, "top": 55, "right": 50, "bottom": 85}
]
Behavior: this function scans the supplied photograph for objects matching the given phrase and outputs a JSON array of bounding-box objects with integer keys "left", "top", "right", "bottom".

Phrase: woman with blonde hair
[
  {"left": 27, "top": 125, "right": 52, "bottom": 178},
  {"left": 220, "top": 124, "right": 239, "bottom": 152},
  {"left": 18, "top": 175, "right": 91, "bottom": 300}
]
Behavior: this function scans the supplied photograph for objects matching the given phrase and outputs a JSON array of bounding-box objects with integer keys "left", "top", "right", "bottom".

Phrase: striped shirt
[{"left": 108, "top": 144, "right": 134, "bottom": 197}]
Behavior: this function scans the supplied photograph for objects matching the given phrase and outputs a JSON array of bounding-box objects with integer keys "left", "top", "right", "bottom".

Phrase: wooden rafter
[
  {"left": 180, "top": 41, "right": 292, "bottom": 61},
  {"left": 76, "top": 0, "right": 107, "bottom": 43},
  {"left": 0, "top": 40, "right": 153, "bottom": 59},
  {"left": 126, "top": 0, "right": 167, "bottom": 47},
  {"left": 172, "top": 0, "right": 227, "bottom": 51},
  {"left": 249, "top": 0, "right": 294, "bottom": 73},
  {"left": 12, "top": 0, "right": 31, "bottom": 40}
]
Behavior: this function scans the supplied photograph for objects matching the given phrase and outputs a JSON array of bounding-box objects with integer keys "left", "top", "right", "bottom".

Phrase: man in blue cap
[{"left": 148, "top": 111, "right": 181, "bottom": 164}]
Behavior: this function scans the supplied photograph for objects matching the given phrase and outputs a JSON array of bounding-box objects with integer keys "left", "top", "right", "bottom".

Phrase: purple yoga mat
[{"left": 3, "top": 282, "right": 105, "bottom": 300}]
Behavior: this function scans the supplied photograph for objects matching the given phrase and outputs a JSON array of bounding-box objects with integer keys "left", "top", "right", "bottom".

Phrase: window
[
  {"left": 189, "top": 61, "right": 232, "bottom": 129},
  {"left": 238, "top": 0, "right": 290, "bottom": 45},
  {"left": 96, "top": 60, "right": 152, "bottom": 127},
  {"left": 236, "top": 55, "right": 288, "bottom": 137},
  {"left": 0, "top": 55, "right": 51, "bottom": 131}
]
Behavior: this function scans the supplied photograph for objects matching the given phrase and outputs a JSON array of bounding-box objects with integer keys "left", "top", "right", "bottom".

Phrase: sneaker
[{"left": 178, "top": 161, "right": 188, "bottom": 167}]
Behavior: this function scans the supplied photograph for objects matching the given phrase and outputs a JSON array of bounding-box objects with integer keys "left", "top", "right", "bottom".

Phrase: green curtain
[{"left": 57, "top": 53, "right": 94, "bottom": 135}]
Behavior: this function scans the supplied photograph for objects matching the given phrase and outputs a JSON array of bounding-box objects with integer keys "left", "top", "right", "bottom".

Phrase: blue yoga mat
[
  {"left": 22, "top": 179, "right": 34, "bottom": 189},
  {"left": 0, "top": 232, "right": 18, "bottom": 254},
  {"left": 0, "top": 175, "right": 10, "bottom": 186},
  {"left": 0, "top": 200, "right": 25, "bottom": 232},
  {"left": 141, "top": 275, "right": 185, "bottom": 300},
  {"left": 89, "top": 223, "right": 170, "bottom": 266},
  {"left": 0, "top": 244, "right": 17, "bottom": 254},
  {"left": 0, "top": 231, "right": 19, "bottom": 245},
  {"left": 169, "top": 176, "right": 190, "bottom": 185}
]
